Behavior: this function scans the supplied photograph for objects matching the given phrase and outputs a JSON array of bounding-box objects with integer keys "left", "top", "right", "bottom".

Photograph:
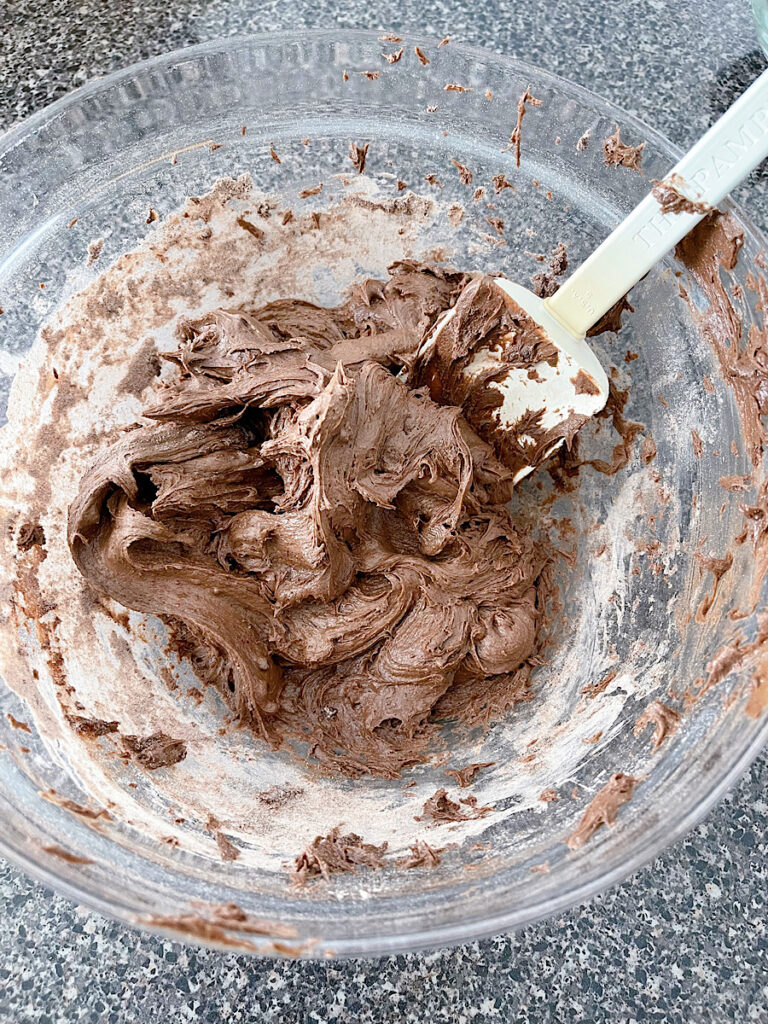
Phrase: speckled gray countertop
[{"left": 1, "top": 2, "right": 768, "bottom": 1021}]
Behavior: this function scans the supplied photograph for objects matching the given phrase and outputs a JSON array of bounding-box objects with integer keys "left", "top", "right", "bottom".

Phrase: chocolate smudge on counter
[
  {"left": 505, "top": 87, "right": 542, "bottom": 168},
  {"left": 566, "top": 773, "right": 638, "bottom": 849},
  {"left": 383, "top": 48, "right": 404, "bottom": 63},
  {"left": 539, "top": 787, "right": 559, "bottom": 802},
  {"left": 415, "top": 787, "right": 492, "bottom": 823},
  {"left": 444, "top": 761, "right": 495, "bottom": 787},
  {"left": 576, "top": 130, "right": 591, "bottom": 152},
  {"left": 633, "top": 700, "right": 680, "bottom": 750},
  {"left": 444, "top": 83, "right": 471, "bottom": 93},
  {"left": 414, "top": 46, "right": 430, "bottom": 66},
  {"left": 122, "top": 732, "right": 187, "bottom": 769},
  {"left": 602, "top": 127, "right": 645, "bottom": 172},
  {"left": 652, "top": 174, "right": 713, "bottom": 216},
  {"left": 291, "top": 827, "right": 388, "bottom": 885},
  {"left": 298, "top": 184, "right": 323, "bottom": 198}
]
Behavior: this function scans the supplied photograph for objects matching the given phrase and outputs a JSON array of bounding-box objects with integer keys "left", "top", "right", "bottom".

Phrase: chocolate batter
[{"left": 68, "top": 261, "right": 559, "bottom": 779}]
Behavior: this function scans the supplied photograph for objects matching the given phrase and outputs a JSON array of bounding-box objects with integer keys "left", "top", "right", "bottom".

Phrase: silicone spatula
[{"left": 420, "top": 67, "right": 768, "bottom": 482}]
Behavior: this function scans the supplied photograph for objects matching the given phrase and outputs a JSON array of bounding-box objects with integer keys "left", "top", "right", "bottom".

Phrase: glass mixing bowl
[{"left": 0, "top": 30, "right": 766, "bottom": 958}]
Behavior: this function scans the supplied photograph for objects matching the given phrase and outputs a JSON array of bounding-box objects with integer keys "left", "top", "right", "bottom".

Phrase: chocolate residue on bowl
[
  {"left": 492, "top": 173, "right": 514, "bottom": 193},
  {"left": 348, "top": 141, "right": 370, "bottom": 174},
  {"left": 575, "top": 130, "right": 591, "bottom": 152},
  {"left": 291, "top": 827, "right": 388, "bottom": 885},
  {"left": 215, "top": 832, "right": 240, "bottom": 861},
  {"left": 6, "top": 713, "right": 31, "bottom": 733},
  {"left": 602, "top": 126, "right": 646, "bottom": 172},
  {"left": 566, "top": 773, "right": 638, "bottom": 849},
  {"left": 444, "top": 761, "right": 495, "bottom": 787},
  {"left": 41, "top": 843, "right": 95, "bottom": 865},
  {"left": 530, "top": 242, "right": 568, "bottom": 298},
  {"left": 694, "top": 551, "right": 734, "bottom": 621},
  {"left": 634, "top": 701, "right": 680, "bottom": 750},
  {"left": 16, "top": 522, "right": 45, "bottom": 551},
  {"left": 122, "top": 732, "right": 187, "bottom": 769},
  {"left": 66, "top": 715, "right": 119, "bottom": 738},
  {"left": 505, "top": 87, "right": 542, "bottom": 168},
  {"left": 415, "top": 788, "right": 492, "bottom": 823},
  {"left": 397, "top": 839, "right": 444, "bottom": 868},
  {"left": 451, "top": 159, "right": 473, "bottom": 186},
  {"left": 676, "top": 213, "right": 768, "bottom": 473}
]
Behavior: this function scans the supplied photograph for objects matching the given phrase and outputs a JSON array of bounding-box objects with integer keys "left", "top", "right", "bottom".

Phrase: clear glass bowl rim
[{"left": 0, "top": 28, "right": 766, "bottom": 957}]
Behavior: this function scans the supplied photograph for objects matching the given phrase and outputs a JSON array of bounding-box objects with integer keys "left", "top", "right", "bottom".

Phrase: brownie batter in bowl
[{"left": 1, "top": 33, "right": 767, "bottom": 957}]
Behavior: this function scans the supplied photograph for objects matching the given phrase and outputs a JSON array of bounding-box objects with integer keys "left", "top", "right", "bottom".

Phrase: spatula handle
[{"left": 546, "top": 67, "right": 768, "bottom": 339}]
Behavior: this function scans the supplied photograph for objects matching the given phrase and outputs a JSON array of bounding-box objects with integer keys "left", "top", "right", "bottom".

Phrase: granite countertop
[{"left": 2, "top": 2, "right": 767, "bottom": 1021}]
